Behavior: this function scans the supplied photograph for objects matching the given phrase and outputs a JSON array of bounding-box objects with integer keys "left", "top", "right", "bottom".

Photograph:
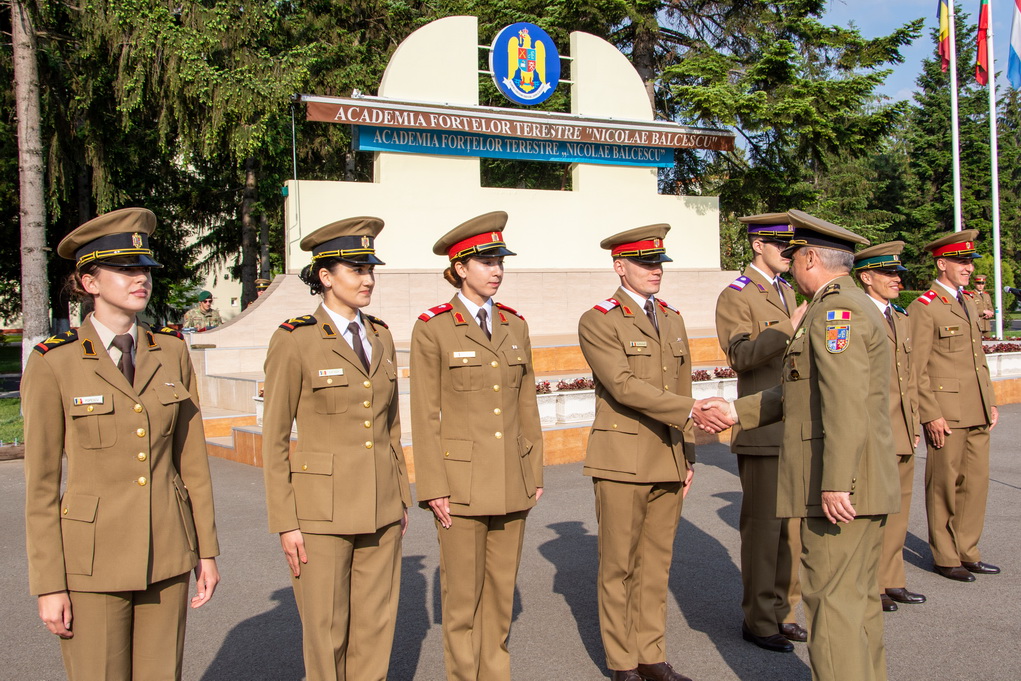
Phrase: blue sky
[{"left": 822, "top": 0, "right": 1016, "bottom": 103}]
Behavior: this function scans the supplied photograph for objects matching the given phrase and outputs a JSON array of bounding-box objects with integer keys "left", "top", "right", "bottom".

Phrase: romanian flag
[
  {"left": 977, "top": 0, "right": 990, "bottom": 84},
  {"left": 938, "top": 0, "right": 952, "bottom": 72},
  {"left": 1010, "top": 0, "right": 1021, "bottom": 88}
]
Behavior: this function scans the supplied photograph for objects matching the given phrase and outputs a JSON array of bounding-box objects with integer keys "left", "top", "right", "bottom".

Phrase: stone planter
[
  {"left": 253, "top": 395, "right": 264, "bottom": 427},
  {"left": 537, "top": 393, "right": 558, "bottom": 426},
  {"left": 556, "top": 389, "right": 596, "bottom": 424},
  {"left": 691, "top": 377, "right": 738, "bottom": 401},
  {"left": 988, "top": 352, "right": 1021, "bottom": 377}
]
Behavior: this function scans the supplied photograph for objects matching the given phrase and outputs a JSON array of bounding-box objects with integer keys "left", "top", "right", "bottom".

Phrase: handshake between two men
[{"left": 691, "top": 398, "right": 738, "bottom": 434}]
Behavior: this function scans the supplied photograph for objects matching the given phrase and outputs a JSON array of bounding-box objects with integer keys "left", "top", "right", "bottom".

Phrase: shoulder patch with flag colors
[
  {"left": 826, "top": 309, "right": 851, "bottom": 321},
  {"left": 364, "top": 313, "right": 388, "bottom": 329},
  {"left": 495, "top": 302, "right": 524, "bottom": 319},
  {"left": 729, "top": 275, "right": 751, "bottom": 291},
  {"left": 279, "top": 315, "right": 316, "bottom": 331},
  {"left": 825, "top": 323, "right": 850, "bottom": 353},
  {"left": 418, "top": 303, "right": 452, "bottom": 322},
  {"left": 593, "top": 299, "right": 621, "bottom": 314},
  {"left": 33, "top": 330, "right": 79, "bottom": 355},
  {"left": 657, "top": 299, "right": 681, "bottom": 315},
  {"left": 916, "top": 290, "right": 938, "bottom": 306}
]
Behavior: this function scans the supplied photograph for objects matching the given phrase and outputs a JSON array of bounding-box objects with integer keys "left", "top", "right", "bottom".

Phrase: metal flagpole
[
  {"left": 986, "top": 2, "right": 1005, "bottom": 338},
  {"left": 949, "top": 0, "right": 964, "bottom": 232}
]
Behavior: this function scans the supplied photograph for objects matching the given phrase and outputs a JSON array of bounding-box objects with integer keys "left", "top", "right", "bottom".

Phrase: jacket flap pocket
[
  {"left": 503, "top": 349, "right": 527, "bottom": 365},
  {"left": 61, "top": 493, "right": 99, "bottom": 522},
  {"left": 442, "top": 439, "right": 473, "bottom": 462},
  {"left": 517, "top": 435, "right": 533, "bottom": 456},
  {"left": 933, "top": 378, "right": 960, "bottom": 393},
  {"left": 172, "top": 474, "right": 189, "bottom": 502},
  {"left": 290, "top": 451, "right": 334, "bottom": 474},
  {"left": 938, "top": 325, "right": 963, "bottom": 338},
  {"left": 310, "top": 371, "right": 348, "bottom": 389},
  {"left": 154, "top": 383, "right": 190, "bottom": 405},
  {"left": 592, "top": 409, "right": 640, "bottom": 434},
  {"left": 69, "top": 398, "right": 113, "bottom": 416},
  {"left": 901, "top": 340, "right": 912, "bottom": 353},
  {"left": 801, "top": 420, "right": 824, "bottom": 440},
  {"left": 448, "top": 353, "right": 482, "bottom": 367},
  {"left": 757, "top": 320, "right": 783, "bottom": 332},
  {"left": 669, "top": 341, "right": 687, "bottom": 357},
  {"left": 623, "top": 342, "right": 650, "bottom": 356}
]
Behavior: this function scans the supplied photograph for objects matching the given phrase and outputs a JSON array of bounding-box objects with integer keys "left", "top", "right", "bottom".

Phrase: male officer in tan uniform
[
  {"left": 970, "top": 274, "right": 994, "bottom": 336},
  {"left": 907, "top": 230, "right": 1000, "bottom": 581},
  {"left": 729, "top": 211, "right": 900, "bottom": 681},
  {"left": 715, "top": 214, "right": 807, "bottom": 652},
  {"left": 579, "top": 225, "right": 729, "bottom": 681},
  {"left": 853, "top": 242, "right": 926, "bottom": 612}
]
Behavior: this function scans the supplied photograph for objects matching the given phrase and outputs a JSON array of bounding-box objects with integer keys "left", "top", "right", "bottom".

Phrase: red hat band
[
  {"left": 932, "top": 241, "right": 976, "bottom": 258},
  {"left": 611, "top": 238, "right": 666, "bottom": 259},
  {"left": 448, "top": 231, "right": 507, "bottom": 260}
]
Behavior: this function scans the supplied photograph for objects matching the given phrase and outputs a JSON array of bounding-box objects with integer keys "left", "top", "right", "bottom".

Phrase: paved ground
[{"left": 2, "top": 406, "right": 1020, "bottom": 681}]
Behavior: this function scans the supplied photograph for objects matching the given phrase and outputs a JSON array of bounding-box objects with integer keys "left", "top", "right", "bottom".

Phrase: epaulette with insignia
[
  {"left": 963, "top": 289, "right": 977, "bottom": 298},
  {"left": 657, "top": 299, "right": 681, "bottom": 315},
  {"left": 729, "top": 276, "right": 751, "bottom": 291},
  {"left": 33, "top": 330, "right": 78, "bottom": 355},
  {"left": 418, "top": 303, "right": 453, "bottom": 322},
  {"left": 364, "top": 313, "right": 388, "bottom": 329},
  {"left": 153, "top": 326, "right": 184, "bottom": 340},
  {"left": 892, "top": 303, "right": 907, "bottom": 316},
  {"left": 820, "top": 282, "right": 841, "bottom": 297},
  {"left": 916, "top": 290, "right": 938, "bottom": 306},
  {"left": 593, "top": 299, "right": 621, "bottom": 314},
  {"left": 495, "top": 302, "right": 524, "bottom": 319},
  {"left": 279, "top": 315, "right": 316, "bottom": 331}
]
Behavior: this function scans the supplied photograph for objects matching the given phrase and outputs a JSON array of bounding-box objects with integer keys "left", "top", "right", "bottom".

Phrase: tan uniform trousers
[
  {"left": 926, "top": 426, "right": 990, "bottom": 566},
  {"left": 594, "top": 479, "right": 684, "bottom": 672},
  {"left": 736, "top": 455, "right": 802, "bottom": 636},
  {"left": 879, "top": 454, "right": 915, "bottom": 589},
  {"left": 291, "top": 522, "right": 402, "bottom": 681},
  {"left": 802, "top": 516, "right": 887, "bottom": 681},
  {"left": 436, "top": 511, "right": 529, "bottom": 681},
  {"left": 59, "top": 571, "right": 190, "bottom": 681}
]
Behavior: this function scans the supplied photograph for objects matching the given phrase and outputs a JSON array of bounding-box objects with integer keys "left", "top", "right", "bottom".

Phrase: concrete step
[{"left": 201, "top": 406, "right": 257, "bottom": 439}]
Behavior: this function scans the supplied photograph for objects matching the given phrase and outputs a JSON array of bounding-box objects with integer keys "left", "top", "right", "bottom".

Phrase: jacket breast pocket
[
  {"left": 448, "top": 353, "right": 483, "bottom": 392},
  {"left": 442, "top": 439, "right": 473, "bottom": 504},
  {"left": 290, "top": 452, "right": 334, "bottom": 521},
  {"left": 310, "top": 372, "right": 349, "bottom": 414},
  {"left": 503, "top": 350, "right": 527, "bottom": 389},
  {"left": 785, "top": 335, "right": 810, "bottom": 382},
  {"left": 70, "top": 398, "right": 116, "bottom": 450},
  {"left": 60, "top": 493, "right": 99, "bottom": 575},
  {"left": 938, "top": 325, "right": 966, "bottom": 353},
  {"left": 624, "top": 342, "right": 652, "bottom": 377},
  {"left": 153, "top": 383, "right": 190, "bottom": 436}
]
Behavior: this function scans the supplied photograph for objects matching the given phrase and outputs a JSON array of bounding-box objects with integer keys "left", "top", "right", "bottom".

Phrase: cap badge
[
  {"left": 361, "top": 235, "right": 370, "bottom": 248},
  {"left": 653, "top": 239, "right": 661, "bottom": 247},
  {"left": 132, "top": 233, "right": 143, "bottom": 248},
  {"left": 491, "top": 232, "right": 499, "bottom": 242}
]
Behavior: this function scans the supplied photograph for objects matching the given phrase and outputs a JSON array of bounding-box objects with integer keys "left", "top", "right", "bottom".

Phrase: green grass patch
[
  {"left": 0, "top": 398, "right": 23, "bottom": 444},
  {"left": 0, "top": 343, "right": 21, "bottom": 374}
]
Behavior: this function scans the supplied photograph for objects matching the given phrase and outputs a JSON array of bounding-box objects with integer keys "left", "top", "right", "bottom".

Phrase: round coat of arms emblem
[{"left": 490, "top": 23, "right": 561, "bottom": 106}]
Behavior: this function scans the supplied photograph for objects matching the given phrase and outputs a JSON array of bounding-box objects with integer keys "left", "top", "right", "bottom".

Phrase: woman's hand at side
[
  {"left": 38, "top": 591, "right": 73, "bottom": 638},
  {"left": 191, "top": 557, "right": 220, "bottom": 608}
]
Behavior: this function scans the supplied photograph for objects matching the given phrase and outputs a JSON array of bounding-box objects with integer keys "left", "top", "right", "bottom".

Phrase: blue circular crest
[{"left": 490, "top": 23, "right": 560, "bottom": 106}]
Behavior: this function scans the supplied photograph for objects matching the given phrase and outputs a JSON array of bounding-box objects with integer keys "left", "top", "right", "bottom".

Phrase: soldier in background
[
  {"left": 714, "top": 213, "right": 807, "bottom": 652},
  {"left": 853, "top": 242, "right": 926, "bottom": 612},
  {"left": 970, "top": 274, "right": 994, "bottom": 337},
  {"left": 182, "top": 290, "right": 222, "bottom": 330}
]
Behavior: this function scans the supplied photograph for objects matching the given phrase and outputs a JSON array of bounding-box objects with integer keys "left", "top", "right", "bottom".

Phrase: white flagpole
[
  {"left": 986, "top": 1, "right": 1004, "bottom": 338},
  {"left": 949, "top": 1, "right": 964, "bottom": 232}
]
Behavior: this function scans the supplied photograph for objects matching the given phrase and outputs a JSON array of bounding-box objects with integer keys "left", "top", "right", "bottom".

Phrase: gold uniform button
[
  {"left": 363, "top": 380, "right": 371, "bottom": 388},
  {"left": 444, "top": 451, "right": 450, "bottom": 457},
  {"left": 663, "top": 366, "right": 669, "bottom": 372},
  {"left": 137, "top": 477, "right": 147, "bottom": 486},
  {"left": 493, "top": 384, "right": 500, "bottom": 392},
  {"left": 302, "top": 464, "right": 308, "bottom": 471},
  {"left": 173, "top": 393, "right": 179, "bottom": 399},
  {"left": 491, "top": 361, "right": 499, "bottom": 368},
  {"left": 137, "top": 452, "right": 146, "bottom": 462},
  {"left": 495, "top": 432, "right": 503, "bottom": 439},
  {"left": 517, "top": 356, "right": 522, "bottom": 361},
  {"left": 62, "top": 508, "right": 68, "bottom": 515},
  {"left": 493, "top": 408, "right": 501, "bottom": 415},
  {"left": 326, "top": 378, "right": 333, "bottom": 385},
  {"left": 365, "top": 441, "right": 373, "bottom": 449},
  {"left": 363, "top": 421, "right": 371, "bottom": 428},
  {"left": 133, "top": 403, "right": 143, "bottom": 413},
  {"left": 86, "top": 405, "right": 94, "bottom": 412},
  {"left": 136, "top": 428, "right": 146, "bottom": 438},
  {"left": 612, "top": 424, "right": 618, "bottom": 429},
  {"left": 462, "top": 358, "right": 469, "bottom": 364},
  {"left": 363, "top": 400, "right": 371, "bottom": 408}
]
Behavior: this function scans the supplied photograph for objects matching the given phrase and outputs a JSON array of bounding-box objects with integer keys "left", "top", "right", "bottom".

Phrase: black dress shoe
[
  {"left": 885, "top": 587, "right": 926, "bottom": 604},
  {"left": 934, "top": 565, "right": 976, "bottom": 582},
  {"left": 880, "top": 593, "right": 898, "bottom": 612},
  {"left": 635, "top": 661, "right": 692, "bottom": 681},
  {"left": 611, "top": 670, "right": 642, "bottom": 681},
  {"left": 778, "top": 622, "right": 807, "bottom": 642},
  {"left": 741, "top": 622, "right": 794, "bottom": 653},
  {"left": 962, "top": 561, "right": 1001, "bottom": 574}
]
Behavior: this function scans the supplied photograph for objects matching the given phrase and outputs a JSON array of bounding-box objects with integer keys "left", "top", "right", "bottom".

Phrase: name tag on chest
[
  {"left": 72, "top": 395, "right": 104, "bottom": 406},
  {"left": 453, "top": 351, "right": 476, "bottom": 358},
  {"left": 318, "top": 368, "right": 345, "bottom": 377}
]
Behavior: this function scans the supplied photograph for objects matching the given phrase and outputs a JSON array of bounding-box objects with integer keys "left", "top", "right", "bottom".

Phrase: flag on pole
[
  {"left": 977, "top": 0, "right": 991, "bottom": 84},
  {"left": 1010, "top": 0, "right": 1021, "bottom": 87},
  {"left": 939, "top": 0, "right": 952, "bottom": 72}
]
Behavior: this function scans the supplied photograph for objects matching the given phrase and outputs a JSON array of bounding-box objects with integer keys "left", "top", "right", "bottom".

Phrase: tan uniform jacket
[
  {"left": 888, "top": 307, "right": 919, "bottom": 455},
  {"left": 262, "top": 305, "right": 411, "bottom": 536},
  {"left": 410, "top": 296, "right": 543, "bottom": 516},
  {"left": 23, "top": 316, "right": 219, "bottom": 596},
  {"left": 736, "top": 276, "right": 900, "bottom": 518},
  {"left": 715, "top": 267, "right": 796, "bottom": 454},
  {"left": 578, "top": 287, "right": 695, "bottom": 483},
  {"left": 971, "top": 290, "right": 993, "bottom": 333},
  {"left": 907, "top": 284, "right": 995, "bottom": 429}
]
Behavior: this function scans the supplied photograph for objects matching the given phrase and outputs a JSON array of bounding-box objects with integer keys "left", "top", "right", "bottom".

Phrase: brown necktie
[
  {"left": 347, "top": 322, "right": 369, "bottom": 371},
  {"left": 884, "top": 306, "right": 896, "bottom": 336},
  {"left": 956, "top": 290, "right": 971, "bottom": 320},
  {"left": 477, "top": 308, "right": 492, "bottom": 341},
  {"left": 775, "top": 278, "right": 789, "bottom": 314},
  {"left": 644, "top": 299, "right": 659, "bottom": 335},
  {"left": 112, "top": 334, "right": 135, "bottom": 386}
]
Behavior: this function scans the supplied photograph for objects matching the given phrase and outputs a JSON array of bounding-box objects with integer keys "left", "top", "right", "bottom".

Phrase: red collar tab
[
  {"left": 453, "top": 311, "right": 468, "bottom": 325},
  {"left": 448, "top": 231, "right": 507, "bottom": 260},
  {"left": 611, "top": 238, "right": 666, "bottom": 259},
  {"left": 932, "top": 241, "right": 976, "bottom": 258}
]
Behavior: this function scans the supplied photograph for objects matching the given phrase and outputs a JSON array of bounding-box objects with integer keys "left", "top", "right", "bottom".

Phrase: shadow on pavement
[
  {"left": 390, "top": 555, "right": 431, "bottom": 680},
  {"left": 200, "top": 588, "right": 303, "bottom": 681}
]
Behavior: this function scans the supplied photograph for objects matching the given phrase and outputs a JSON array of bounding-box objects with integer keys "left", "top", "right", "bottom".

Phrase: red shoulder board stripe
[
  {"left": 593, "top": 299, "right": 621, "bottom": 314},
  {"left": 916, "top": 290, "right": 938, "bottom": 306},
  {"left": 279, "top": 315, "right": 316, "bottom": 331},
  {"left": 418, "top": 303, "right": 452, "bottom": 322},
  {"left": 364, "top": 313, "right": 388, "bottom": 329},
  {"left": 153, "top": 326, "right": 184, "bottom": 340},
  {"left": 495, "top": 302, "right": 524, "bottom": 319},
  {"left": 33, "top": 330, "right": 79, "bottom": 355},
  {"left": 657, "top": 299, "right": 680, "bottom": 315}
]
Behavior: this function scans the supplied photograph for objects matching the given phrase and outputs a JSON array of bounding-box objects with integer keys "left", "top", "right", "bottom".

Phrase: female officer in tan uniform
[
  {"left": 410, "top": 211, "right": 544, "bottom": 681},
  {"left": 262, "top": 216, "right": 411, "bottom": 681},
  {"left": 23, "top": 208, "right": 220, "bottom": 681}
]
